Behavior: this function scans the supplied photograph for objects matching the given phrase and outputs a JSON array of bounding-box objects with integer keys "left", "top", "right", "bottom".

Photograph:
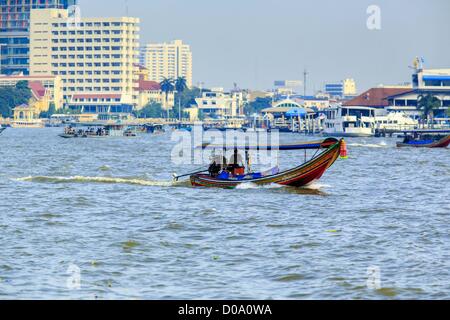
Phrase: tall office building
[
  {"left": 140, "top": 40, "right": 193, "bottom": 87},
  {"left": 0, "top": 0, "right": 77, "bottom": 75},
  {"left": 30, "top": 8, "right": 140, "bottom": 111},
  {"left": 325, "top": 79, "right": 357, "bottom": 98}
]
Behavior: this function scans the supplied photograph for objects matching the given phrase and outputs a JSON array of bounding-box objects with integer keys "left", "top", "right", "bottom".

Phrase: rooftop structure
[{"left": 344, "top": 88, "right": 413, "bottom": 109}]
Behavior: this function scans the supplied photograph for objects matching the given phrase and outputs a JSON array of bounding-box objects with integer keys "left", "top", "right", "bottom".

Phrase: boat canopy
[
  {"left": 285, "top": 107, "right": 307, "bottom": 118},
  {"left": 199, "top": 138, "right": 339, "bottom": 151}
]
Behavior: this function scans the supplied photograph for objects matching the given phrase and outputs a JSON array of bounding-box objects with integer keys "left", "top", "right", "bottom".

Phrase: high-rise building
[
  {"left": 324, "top": 83, "right": 343, "bottom": 98},
  {"left": 325, "top": 78, "right": 357, "bottom": 98},
  {"left": 140, "top": 40, "right": 193, "bottom": 87},
  {"left": 0, "top": 0, "right": 77, "bottom": 75},
  {"left": 343, "top": 78, "right": 357, "bottom": 96},
  {"left": 29, "top": 8, "right": 140, "bottom": 112}
]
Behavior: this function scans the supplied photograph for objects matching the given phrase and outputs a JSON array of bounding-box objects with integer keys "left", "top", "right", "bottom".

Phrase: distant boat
[
  {"left": 396, "top": 130, "right": 450, "bottom": 148},
  {"left": 142, "top": 124, "right": 165, "bottom": 134},
  {"left": 374, "top": 112, "right": 418, "bottom": 131},
  {"left": 323, "top": 106, "right": 375, "bottom": 137},
  {"left": 11, "top": 119, "right": 44, "bottom": 128},
  {"left": 59, "top": 124, "right": 137, "bottom": 138}
]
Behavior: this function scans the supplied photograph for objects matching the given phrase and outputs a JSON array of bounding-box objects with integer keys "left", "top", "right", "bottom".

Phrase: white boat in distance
[
  {"left": 375, "top": 112, "right": 418, "bottom": 131},
  {"left": 323, "top": 106, "right": 375, "bottom": 137}
]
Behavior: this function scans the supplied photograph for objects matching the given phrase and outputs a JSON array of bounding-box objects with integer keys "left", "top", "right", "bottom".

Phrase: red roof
[
  {"left": 343, "top": 88, "right": 413, "bottom": 108},
  {"left": 28, "top": 81, "right": 47, "bottom": 99},
  {"left": 72, "top": 94, "right": 122, "bottom": 100},
  {"left": 138, "top": 80, "right": 161, "bottom": 92}
]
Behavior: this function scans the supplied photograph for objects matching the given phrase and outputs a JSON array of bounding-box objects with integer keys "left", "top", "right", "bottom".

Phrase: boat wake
[
  {"left": 303, "top": 182, "right": 331, "bottom": 190},
  {"left": 14, "top": 176, "right": 189, "bottom": 187},
  {"left": 236, "top": 182, "right": 285, "bottom": 190},
  {"left": 15, "top": 176, "right": 330, "bottom": 193},
  {"left": 235, "top": 181, "right": 330, "bottom": 192},
  {"left": 348, "top": 141, "right": 388, "bottom": 148}
]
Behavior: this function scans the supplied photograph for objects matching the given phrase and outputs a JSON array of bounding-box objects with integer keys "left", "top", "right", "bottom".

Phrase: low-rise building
[
  {"left": 387, "top": 68, "right": 450, "bottom": 122},
  {"left": 275, "top": 95, "right": 331, "bottom": 110},
  {"left": 0, "top": 74, "right": 63, "bottom": 110},
  {"left": 194, "top": 88, "right": 245, "bottom": 119},
  {"left": 134, "top": 66, "right": 174, "bottom": 110},
  {"left": 67, "top": 94, "right": 134, "bottom": 120},
  {"left": 344, "top": 87, "right": 413, "bottom": 109},
  {"left": 11, "top": 81, "right": 49, "bottom": 127}
]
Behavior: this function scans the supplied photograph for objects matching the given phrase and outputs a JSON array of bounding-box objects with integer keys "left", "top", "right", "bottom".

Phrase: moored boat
[
  {"left": 10, "top": 119, "right": 45, "bottom": 128},
  {"left": 189, "top": 138, "right": 345, "bottom": 189},
  {"left": 323, "top": 106, "right": 375, "bottom": 137},
  {"left": 396, "top": 130, "right": 450, "bottom": 148}
]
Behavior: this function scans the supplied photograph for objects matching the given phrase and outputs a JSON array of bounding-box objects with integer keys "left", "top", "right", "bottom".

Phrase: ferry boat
[
  {"left": 10, "top": 119, "right": 45, "bottom": 128},
  {"left": 396, "top": 130, "right": 450, "bottom": 148},
  {"left": 323, "top": 106, "right": 375, "bottom": 137},
  {"left": 59, "top": 124, "right": 137, "bottom": 138}
]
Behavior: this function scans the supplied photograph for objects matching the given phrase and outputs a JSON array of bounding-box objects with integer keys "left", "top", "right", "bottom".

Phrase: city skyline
[{"left": 78, "top": 0, "right": 450, "bottom": 92}]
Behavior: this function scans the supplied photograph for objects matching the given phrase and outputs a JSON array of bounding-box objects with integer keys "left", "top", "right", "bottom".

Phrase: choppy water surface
[{"left": 0, "top": 128, "right": 449, "bottom": 299}]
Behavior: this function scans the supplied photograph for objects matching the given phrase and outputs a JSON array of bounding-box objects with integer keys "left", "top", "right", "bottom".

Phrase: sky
[{"left": 79, "top": 0, "right": 450, "bottom": 93}]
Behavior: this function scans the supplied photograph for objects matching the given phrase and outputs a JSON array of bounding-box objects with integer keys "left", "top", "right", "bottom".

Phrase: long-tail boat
[
  {"left": 188, "top": 138, "right": 346, "bottom": 189},
  {"left": 0, "top": 127, "right": 5, "bottom": 135},
  {"left": 396, "top": 130, "right": 450, "bottom": 148}
]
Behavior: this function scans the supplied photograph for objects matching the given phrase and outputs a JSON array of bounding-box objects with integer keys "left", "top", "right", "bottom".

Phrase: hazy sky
[{"left": 79, "top": 0, "right": 450, "bottom": 93}]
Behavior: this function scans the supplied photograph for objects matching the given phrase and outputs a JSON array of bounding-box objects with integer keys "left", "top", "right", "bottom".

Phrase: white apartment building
[
  {"left": 140, "top": 40, "right": 192, "bottom": 87},
  {"left": 29, "top": 8, "right": 140, "bottom": 111},
  {"left": 195, "top": 88, "right": 245, "bottom": 119}
]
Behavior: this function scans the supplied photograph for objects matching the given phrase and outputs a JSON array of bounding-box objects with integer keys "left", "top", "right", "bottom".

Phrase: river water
[{"left": 0, "top": 128, "right": 449, "bottom": 299}]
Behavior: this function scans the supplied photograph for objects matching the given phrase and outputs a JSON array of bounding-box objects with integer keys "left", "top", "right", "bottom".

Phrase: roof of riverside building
[
  {"left": 343, "top": 88, "right": 413, "bottom": 108},
  {"left": 28, "top": 81, "right": 47, "bottom": 100},
  {"left": 137, "top": 80, "right": 161, "bottom": 92}
]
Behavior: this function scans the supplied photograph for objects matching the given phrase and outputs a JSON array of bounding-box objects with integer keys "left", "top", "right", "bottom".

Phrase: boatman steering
[{"left": 208, "top": 154, "right": 227, "bottom": 177}]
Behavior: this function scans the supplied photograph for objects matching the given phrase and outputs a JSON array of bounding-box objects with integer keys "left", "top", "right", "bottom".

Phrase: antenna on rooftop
[
  {"left": 125, "top": 0, "right": 129, "bottom": 16},
  {"left": 303, "top": 68, "right": 309, "bottom": 97}
]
